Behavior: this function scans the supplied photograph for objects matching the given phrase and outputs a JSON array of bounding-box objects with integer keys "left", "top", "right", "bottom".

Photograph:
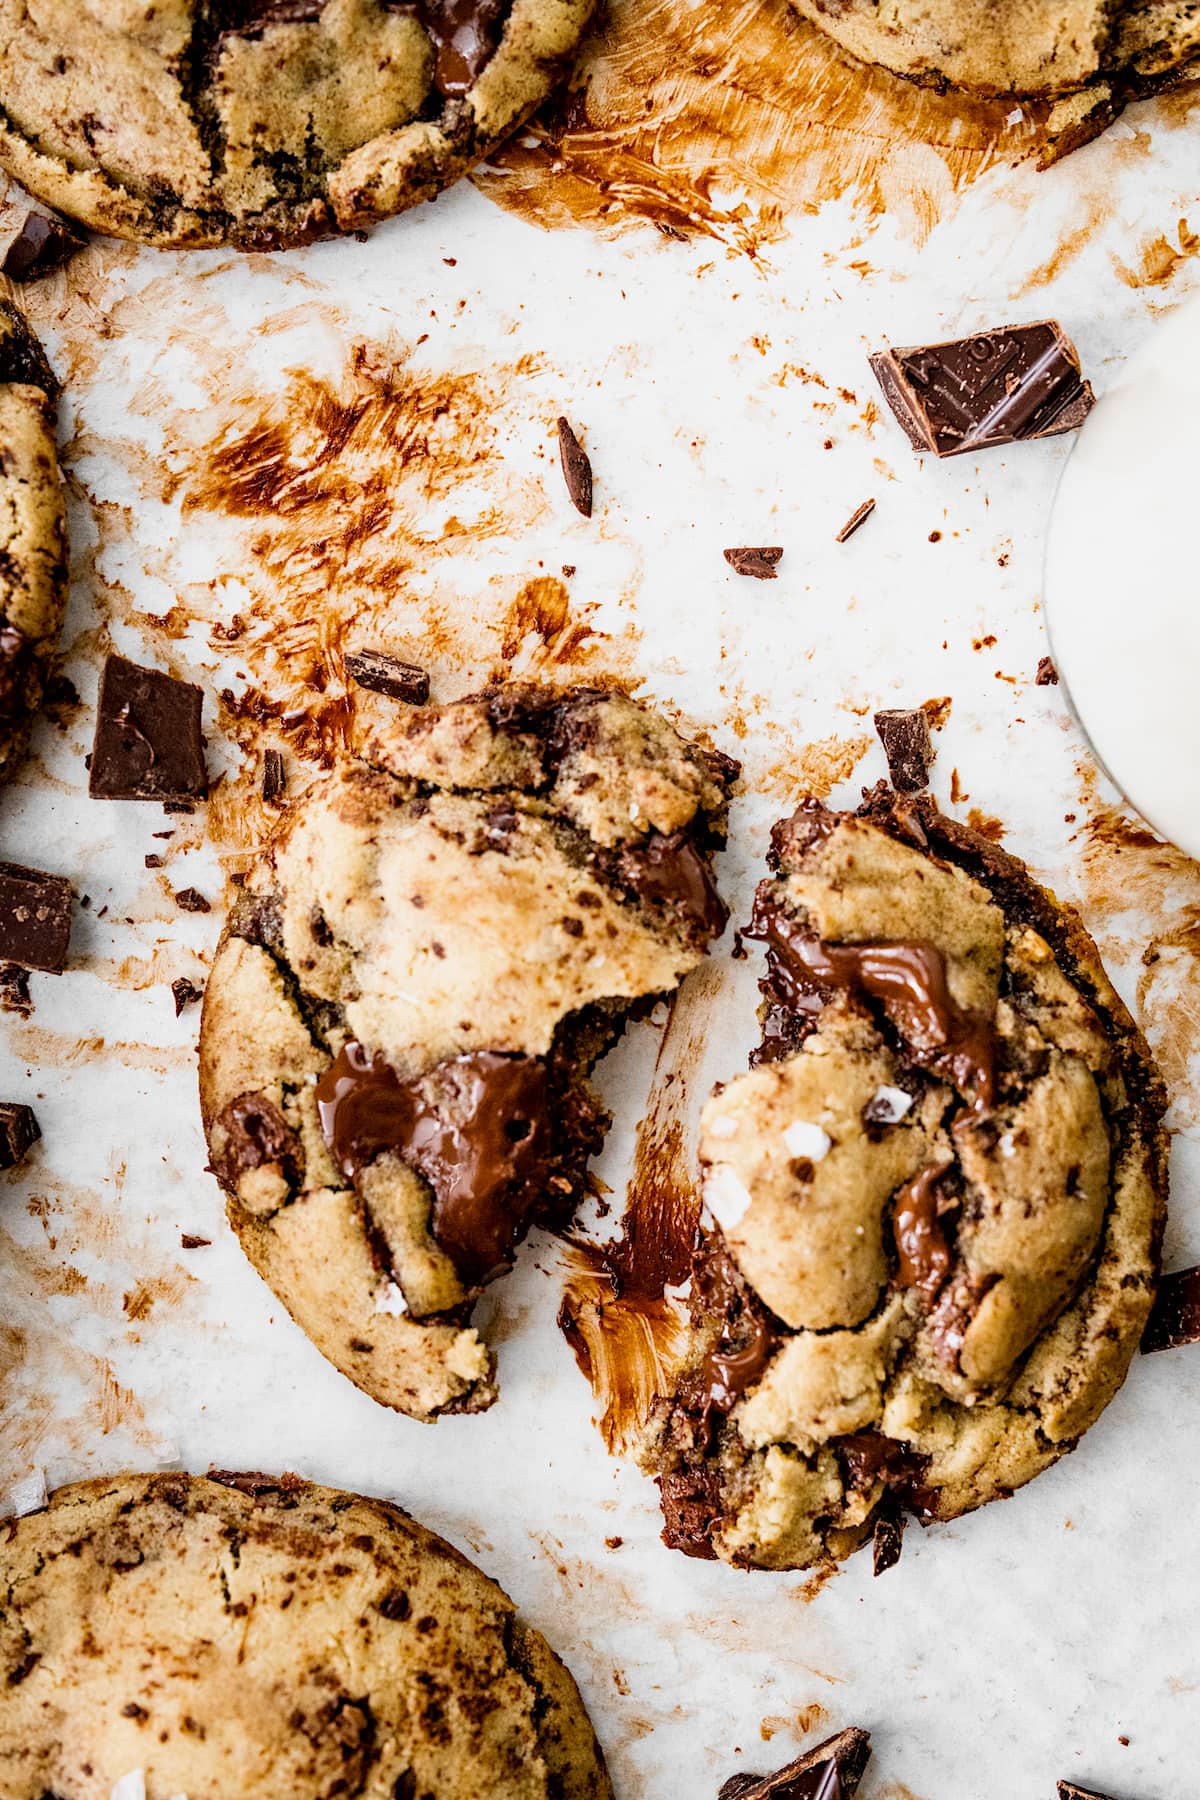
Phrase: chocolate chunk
[
  {"left": 678, "top": 1250, "right": 777, "bottom": 1450},
  {"left": 262, "top": 748, "right": 286, "bottom": 802},
  {"left": 1141, "top": 1265, "right": 1200, "bottom": 1353},
  {"left": 0, "top": 300, "right": 58, "bottom": 395},
  {"left": 206, "top": 1468, "right": 306, "bottom": 1498},
  {"left": 171, "top": 977, "right": 204, "bottom": 1015},
  {"left": 181, "top": 1232, "right": 212, "bottom": 1249},
  {"left": 658, "top": 1469, "right": 722, "bottom": 1561},
  {"left": 835, "top": 498, "right": 875, "bottom": 544},
  {"left": 717, "top": 1727, "right": 872, "bottom": 1800},
  {"left": 0, "top": 963, "right": 32, "bottom": 1017},
  {"left": 556, "top": 416, "right": 593, "bottom": 518},
  {"left": 345, "top": 649, "right": 430, "bottom": 704},
  {"left": 0, "top": 861, "right": 72, "bottom": 973},
  {"left": 0, "top": 1102, "right": 40, "bottom": 1169},
  {"left": 872, "top": 1499, "right": 905, "bottom": 1576},
  {"left": 1, "top": 211, "right": 85, "bottom": 283},
  {"left": 618, "top": 832, "right": 729, "bottom": 942},
  {"left": 174, "top": 888, "right": 211, "bottom": 913},
  {"left": 1036, "top": 655, "right": 1060, "bottom": 686},
  {"left": 893, "top": 1162, "right": 954, "bottom": 1298},
  {"left": 407, "top": 0, "right": 511, "bottom": 97},
  {"left": 870, "top": 321, "right": 1094, "bottom": 458},
  {"left": 1058, "top": 1786, "right": 1124, "bottom": 1800},
  {"left": 316, "top": 1043, "right": 550, "bottom": 1284},
  {"left": 214, "top": 1091, "right": 300, "bottom": 1187},
  {"left": 724, "top": 546, "right": 783, "bottom": 579},
  {"left": 873, "top": 708, "right": 934, "bottom": 793},
  {"left": 89, "top": 655, "right": 208, "bottom": 803}
]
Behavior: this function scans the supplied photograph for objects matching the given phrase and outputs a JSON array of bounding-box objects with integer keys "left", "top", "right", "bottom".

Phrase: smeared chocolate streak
[{"left": 892, "top": 1160, "right": 954, "bottom": 1297}]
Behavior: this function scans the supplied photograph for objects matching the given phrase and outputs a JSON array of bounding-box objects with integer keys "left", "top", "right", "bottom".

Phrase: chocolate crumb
[
  {"left": 872, "top": 1500, "right": 905, "bottom": 1576},
  {"left": 1, "top": 210, "right": 85, "bottom": 282},
  {"left": 344, "top": 650, "right": 430, "bottom": 704},
  {"left": 835, "top": 498, "right": 876, "bottom": 544},
  {"left": 723, "top": 546, "right": 783, "bottom": 579},
  {"left": 181, "top": 1232, "right": 211, "bottom": 1250},
  {"left": 171, "top": 977, "right": 203, "bottom": 1015},
  {"left": 873, "top": 708, "right": 934, "bottom": 793},
  {"left": 174, "top": 888, "right": 211, "bottom": 914},
  {"left": 0, "top": 964, "right": 32, "bottom": 1017},
  {"left": 145, "top": 854, "right": 165, "bottom": 869},
  {"left": 262, "top": 748, "right": 286, "bottom": 803},
  {"left": 0, "top": 1102, "right": 40, "bottom": 1169},
  {"left": 1141, "top": 1266, "right": 1200, "bottom": 1353},
  {"left": 1036, "top": 656, "right": 1059, "bottom": 686},
  {"left": 556, "top": 417, "right": 593, "bottom": 517}
]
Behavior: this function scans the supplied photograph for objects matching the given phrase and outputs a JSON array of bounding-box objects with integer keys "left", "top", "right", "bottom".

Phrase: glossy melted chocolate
[
  {"left": 315, "top": 1041, "right": 548, "bottom": 1283},
  {"left": 682, "top": 1250, "right": 777, "bottom": 1446},
  {"left": 409, "top": 0, "right": 511, "bottom": 96},
  {"left": 620, "top": 831, "right": 729, "bottom": 942},
  {"left": 892, "top": 1160, "right": 953, "bottom": 1297}
]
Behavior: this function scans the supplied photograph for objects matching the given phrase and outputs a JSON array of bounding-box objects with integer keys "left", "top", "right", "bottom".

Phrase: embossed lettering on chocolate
[
  {"left": 199, "top": 683, "right": 737, "bottom": 1420},
  {"left": 643, "top": 784, "right": 1168, "bottom": 1570}
]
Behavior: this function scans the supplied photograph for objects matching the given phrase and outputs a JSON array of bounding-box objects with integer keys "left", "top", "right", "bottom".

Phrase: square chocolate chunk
[
  {"left": 89, "top": 655, "right": 208, "bottom": 802},
  {"left": 1, "top": 211, "right": 85, "bottom": 283},
  {"left": 0, "top": 862, "right": 72, "bottom": 972},
  {"left": 0, "top": 1102, "right": 40, "bottom": 1168},
  {"left": 874, "top": 707, "right": 934, "bottom": 793}
]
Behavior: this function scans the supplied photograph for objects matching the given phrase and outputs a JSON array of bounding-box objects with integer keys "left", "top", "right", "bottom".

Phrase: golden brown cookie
[
  {"left": 644, "top": 785, "right": 1167, "bottom": 1571},
  {"left": 0, "top": 1469, "right": 613, "bottom": 1799},
  {"left": 0, "top": 0, "right": 593, "bottom": 249},
  {"left": 199, "top": 683, "right": 737, "bottom": 1420}
]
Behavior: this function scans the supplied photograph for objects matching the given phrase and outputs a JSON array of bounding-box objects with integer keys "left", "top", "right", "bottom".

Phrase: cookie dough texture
[
  {"left": 0, "top": 0, "right": 593, "bottom": 249},
  {"left": 199, "top": 684, "right": 734, "bottom": 1421},
  {"left": 0, "top": 301, "right": 67, "bottom": 785},
  {"left": 646, "top": 788, "right": 1167, "bottom": 1571},
  {"left": 0, "top": 1470, "right": 613, "bottom": 1799},
  {"left": 788, "top": 0, "right": 1200, "bottom": 154}
]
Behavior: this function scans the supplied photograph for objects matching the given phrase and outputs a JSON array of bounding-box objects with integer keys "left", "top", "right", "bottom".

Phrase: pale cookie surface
[
  {"left": 645, "top": 786, "right": 1167, "bottom": 1571},
  {"left": 0, "top": 1470, "right": 613, "bottom": 1799},
  {"left": 0, "top": 301, "right": 67, "bottom": 785},
  {"left": 0, "top": 0, "right": 593, "bottom": 248},
  {"left": 199, "top": 684, "right": 735, "bottom": 1420}
]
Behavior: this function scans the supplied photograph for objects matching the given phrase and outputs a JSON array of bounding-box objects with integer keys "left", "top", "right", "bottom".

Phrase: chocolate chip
[
  {"left": 872, "top": 1499, "right": 905, "bottom": 1576},
  {"left": 0, "top": 963, "right": 32, "bottom": 1017},
  {"left": 556, "top": 417, "right": 593, "bottom": 517},
  {"left": 262, "top": 748, "right": 286, "bottom": 802},
  {"left": 174, "top": 888, "right": 211, "bottom": 914},
  {"left": 723, "top": 546, "right": 783, "bottom": 579},
  {"left": 1, "top": 211, "right": 85, "bottom": 282},
  {"left": 1036, "top": 655, "right": 1059, "bottom": 686},
  {"left": 716, "top": 1726, "right": 872, "bottom": 1800},
  {"left": 618, "top": 832, "right": 729, "bottom": 943},
  {"left": 344, "top": 650, "right": 430, "bottom": 704},
  {"left": 873, "top": 707, "right": 934, "bottom": 793},
  {"left": 0, "top": 861, "right": 72, "bottom": 972},
  {"left": 213, "top": 1092, "right": 299, "bottom": 1186},
  {"left": 171, "top": 977, "right": 203, "bottom": 1015},
  {"left": 1141, "top": 1266, "right": 1200, "bottom": 1353},
  {"left": 180, "top": 1232, "right": 211, "bottom": 1249},
  {"left": 0, "top": 1102, "right": 40, "bottom": 1169},
  {"left": 835, "top": 498, "right": 876, "bottom": 544},
  {"left": 89, "top": 655, "right": 208, "bottom": 803}
]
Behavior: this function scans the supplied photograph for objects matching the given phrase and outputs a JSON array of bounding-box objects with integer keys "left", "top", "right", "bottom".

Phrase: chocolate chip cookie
[
  {"left": 0, "top": 302, "right": 67, "bottom": 786},
  {"left": 0, "top": 1469, "right": 613, "bottom": 1798},
  {"left": 0, "top": 0, "right": 593, "bottom": 250},
  {"left": 199, "top": 684, "right": 736, "bottom": 1420},
  {"left": 645, "top": 784, "right": 1167, "bottom": 1570}
]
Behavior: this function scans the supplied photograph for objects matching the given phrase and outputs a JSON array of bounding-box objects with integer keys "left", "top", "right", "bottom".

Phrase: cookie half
[
  {"left": 0, "top": 0, "right": 594, "bottom": 250},
  {"left": 0, "top": 301, "right": 67, "bottom": 785},
  {"left": 0, "top": 1469, "right": 613, "bottom": 1799},
  {"left": 199, "top": 684, "right": 737, "bottom": 1420},
  {"left": 644, "top": 784, "right": 1167, "bottom": 1570}
]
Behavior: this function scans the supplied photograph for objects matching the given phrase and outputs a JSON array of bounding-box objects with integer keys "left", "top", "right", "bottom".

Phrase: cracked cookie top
[
  {"left": 199, "top": 683, "right": 736, "bottom": 1421},
  {"left": 0, "top": 0, "right": 593, "bottom": 247},
  {"left": 646, "top": 786, "right": 1167, "bottom": 1572},
  {"left": 0, "top": 1471, "right": 614, "bottom": 1799}
]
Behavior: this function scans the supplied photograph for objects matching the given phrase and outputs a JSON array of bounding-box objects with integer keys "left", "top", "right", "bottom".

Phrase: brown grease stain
[
  {"left": 558, "top": 964, "right": 721, "bottom": 1453},
  {"left": 499, "top": 576, "right": 599, "bottom": 665},
  {"left": 760, "top": 1702, "right": 831, "bottom": 1741},
  {"left": 476, "top": 0, "right": 1055, "bottom": 252},
  {"left": 1114, "top": 217, "right": 1200, "bottom": 289},
  {"left": 965, "top": 808, "right": 1006, "bottom": 842},
  {"left": 791, "top": 734, "right": 872, "bottom": 801}
]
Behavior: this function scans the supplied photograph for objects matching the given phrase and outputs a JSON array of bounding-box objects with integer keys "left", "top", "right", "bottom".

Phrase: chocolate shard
[
  {"left": 0, "top": 861, "right": 72, "bottom": 973},
  {"left": 89, "top": 655, "right": 208, "bottom": 803},
  {"left": 171, "top": 977, "right": 204, "bottom": 1015},
  {"left": 344, "top": 649, "right": 430, "bottom": 704},
  {"left": 872, "top": 1499, "right": 905, "bottom": 1576},
  {"left": 557, "top": 416, "right": 593, "bottom": 517},
  {"left": 0, "top": 1102, "right": 40, "bottom": 1169},
  {"left": 724, "top": 546, "right": 783, "bottom": 579},
  {"left": 0, "top": 963, "right": 33, "bottom": 1017},
  {"left": 0, "top": 299, "right": 58, "bottom": 395},
  {"left": 1057, "top": 1785, "right": 1124, "bottom": 1800},
  {"left": 181, "top": 1232, "right": 211, "bottom": 1249},
  {"left": 717, "top": 1727, "right": 873, "bottom": 1800},
  {"left": 1141, "top": 1265, "right": 1200, "bottom": 1353},
  {"left": 873, "top": 708, "right": 934, "bottom": 793},
  {"left": 869, "top": 321, "right": 1094, "bottom": 459},
  {"left": 173, "top": 888, "right": 211, "bottom": 914},
  {"left": 1036, "top": 655, "right": 1060, "bottom": 686},
  {"left": 835, "top": 498, "right": 875, "bottom": 544},
  {"left": 1, "top": 211, "right": 85, "bottom": 283}
]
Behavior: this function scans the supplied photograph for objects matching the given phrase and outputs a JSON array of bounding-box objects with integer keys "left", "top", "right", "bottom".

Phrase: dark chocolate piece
[
  {"left": 89, "top": 655, "right": 208, "bottom": 803},
  {"left": 873, "top": 707, "right": 934, "bottom": 793},
  {"left": 1, "top": 211, "right": 85, "bottom": 283},
  {"left": 724, "top": 546, "right": 783, "bottom": 579},
  {"left": 658, "top": 1468, "right": 722, "bottom": 1561},
  {"left": 0, "top": 299, "right": 58, "bottom": 395},
  {"left": 171, "top": 977, "right": 204, "bottom": 1014},
  {"left": 869, "top": 322, "right": 1094, "bottom": 458},
  {"left": 262, "top": 748, "right": 286, "bottom": 802},
  {"left": 174, "top": 888, "right": 211, "bottom": 913},
  {"left": 0, "top": 861, "right": 72, "bottom": 973},
  {"left": 1037, "top": 655, "right": 1060, "bottom": 686},
  {"left": 407, "top": 0, "right": 511, "bottom": 97},
  {"left": 677, "top": 1250, "right": 777, "bottom": 1450},
  {"left": 893, "top": 1162, "right": 954, "bottom": 1298},
  {"left": 556, "top": 416, "right": 593, "bottom": 518},
  {"left": 344, "top": 649, "right": 430, "bottom": 704},
  {"left": 214, "top": 1091, "right": 300, "bottom": 1187},
  {"left": 619, "top": 832, "right": 729, "bottom": 942},
  {"left": 1141, "top": 1265, "right": 1200, "bottom": 1353},
  {"left": 872, "top": 1501, "right": 905, "bottom": 1576},
  {"left": 181, "top": 1232, "right": 212, "bottom": 1249},
  {"left": 315, "top": 1042, "right": 550, "bottom": 1284},
  {"left": 717, "top": 1727, "right": 872, "bottom": 1800},
  {"left": 1057, "top": 1786, "right": 1124, "bottom": 1800},
  {"left": 835, "top": 498, "right": 875, "bottom": 544},
  {"left": 0, "top": 1101, "right": 40, "bottom": 1169},
  {"left": 0, "top": 963, "right": 33, "bottom": 1016}
]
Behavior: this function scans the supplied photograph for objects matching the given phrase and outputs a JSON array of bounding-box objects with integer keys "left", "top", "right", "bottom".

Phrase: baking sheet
[{"left": 3, "top": 3, "right": 1200, "bottom": 1793}]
